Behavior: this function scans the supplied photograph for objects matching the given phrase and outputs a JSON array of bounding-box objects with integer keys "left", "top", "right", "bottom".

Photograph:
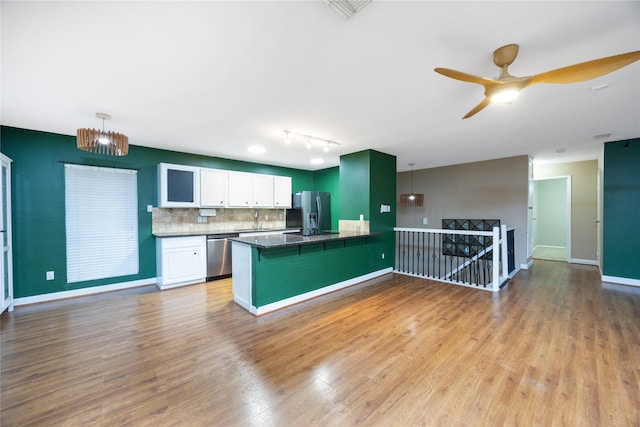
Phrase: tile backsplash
[{"left": 152, "top": 208, "right": 286, "bottom": 234}]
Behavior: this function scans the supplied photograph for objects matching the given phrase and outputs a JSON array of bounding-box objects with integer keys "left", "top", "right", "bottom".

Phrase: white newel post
[
  {"left": 501, "top": 224, "right": 508, "bottom": 283},
  {"left": 492, "top": 226, "right": 500, "bottom": 291}
]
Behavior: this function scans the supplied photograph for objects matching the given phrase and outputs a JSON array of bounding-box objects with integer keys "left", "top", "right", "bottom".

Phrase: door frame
[{"left": 1, "top": 153, "right": 14, "bottom": 313}]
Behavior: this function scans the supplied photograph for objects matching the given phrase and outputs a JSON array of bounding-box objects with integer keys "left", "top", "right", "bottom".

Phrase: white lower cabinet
[{"left": 156, "top": 235, "right": 206, "bottom": 289}]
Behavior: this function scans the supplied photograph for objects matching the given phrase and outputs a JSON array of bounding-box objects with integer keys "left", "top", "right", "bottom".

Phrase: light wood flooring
[{"left": 2, "top": 260, "right": 639, "bottom": 426}]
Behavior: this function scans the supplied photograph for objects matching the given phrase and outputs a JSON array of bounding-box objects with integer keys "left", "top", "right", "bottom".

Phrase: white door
[{"left": 1, "top": 154, "right": 14, "bottom": 313}]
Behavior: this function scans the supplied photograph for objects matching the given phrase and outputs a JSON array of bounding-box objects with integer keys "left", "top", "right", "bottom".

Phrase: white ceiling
[{"left": 2, "top": 1, "right": 639, "bottom": 172}]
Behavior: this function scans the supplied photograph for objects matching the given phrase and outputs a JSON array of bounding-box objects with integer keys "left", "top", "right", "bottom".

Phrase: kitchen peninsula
[{"left": 231, "top": 231, "right": 390, "bottom": 315}]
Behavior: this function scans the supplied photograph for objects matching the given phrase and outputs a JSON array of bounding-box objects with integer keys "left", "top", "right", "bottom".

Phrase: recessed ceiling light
[
  {"left": 310, "top": 158, "right": 324, "bottom": 165},
  {"left": 591, "top": 83, "right": 609, "bottom": 91},
  {"left": 247, "top": 145, "right": 265, "bottom": 154}
]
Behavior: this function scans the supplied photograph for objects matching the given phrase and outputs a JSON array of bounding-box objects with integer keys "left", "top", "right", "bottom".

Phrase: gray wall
[
  {"left": 534, "top": 160, "right": 598, "bottom": 262},
  {"left": 397, "top": 155, "right": 529, "bottom": 269}
]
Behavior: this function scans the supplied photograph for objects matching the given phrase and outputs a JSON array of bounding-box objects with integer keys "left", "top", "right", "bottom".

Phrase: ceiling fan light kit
[{"left": 435, "top": 44, "right": 640, "bottom": 119}]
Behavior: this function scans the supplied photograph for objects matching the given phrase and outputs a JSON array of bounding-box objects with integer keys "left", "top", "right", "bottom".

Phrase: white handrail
[{"left": 394, "top": 227, "right": 494, "bottom": 236}]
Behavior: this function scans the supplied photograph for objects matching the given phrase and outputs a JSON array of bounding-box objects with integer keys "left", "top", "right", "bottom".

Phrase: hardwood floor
[{"left": 2, "top": 260, "right": 639, "bottom": 426}]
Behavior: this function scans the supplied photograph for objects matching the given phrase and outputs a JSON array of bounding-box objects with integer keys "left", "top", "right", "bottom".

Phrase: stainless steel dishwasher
[{"left": 206, "top": 233, "right": 239, "bottom": 280}]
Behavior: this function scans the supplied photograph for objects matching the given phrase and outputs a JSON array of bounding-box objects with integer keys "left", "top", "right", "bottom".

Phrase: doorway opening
[{"left": 532, "top": 176, "right": 571, "bottom": 262}]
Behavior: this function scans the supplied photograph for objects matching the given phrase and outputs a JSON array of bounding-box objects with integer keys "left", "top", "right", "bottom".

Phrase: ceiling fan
[{"left": 434, "top": 44, "right": 640, "bottom": 119}]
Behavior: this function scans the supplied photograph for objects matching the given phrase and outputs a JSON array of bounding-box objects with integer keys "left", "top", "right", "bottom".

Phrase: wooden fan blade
[
  {"left": 528, "top": 50, "right": 640, "bottom": 86},
  {"left": 463, "top": 97, "right": 491, "bottom": 119},
  {"left": 434, "top": 68, "right": 498, "bottom": 86}
]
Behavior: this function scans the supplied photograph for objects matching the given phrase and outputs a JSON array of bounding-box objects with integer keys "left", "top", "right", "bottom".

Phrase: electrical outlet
[
  {"left": 381, "top": 253, "right": 385, "bottom": 259},
  {"left": 46, "top": 271, "right": 54, "bottom": 280},
  {"left": 147, "top": 205, "right": 153, "bottom": 213},
  {"left": 423, "top": 217, "right": 428, "bottom": 225}
]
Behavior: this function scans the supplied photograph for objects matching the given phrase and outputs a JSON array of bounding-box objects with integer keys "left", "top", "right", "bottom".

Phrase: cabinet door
[
  {"left": 200, "top": 168, "right": 227, "bottom": 207},
  {"left": 273, "top": 176, "right": 292, "bottom": 208},
  {"left": 158, "top": 163, "right": 200, "bottom": 208},
  {"left": 252, "top": 175, "right": 274, "bottom": 207},
  {"left": 227, "top": 172, "right": 252, "bottom": 207},
  {"left": 158, "top": 236, "right": 206, "bottom": 286},
  {"left": 163, "top": 246, "right": 205, "bottom": 284}
]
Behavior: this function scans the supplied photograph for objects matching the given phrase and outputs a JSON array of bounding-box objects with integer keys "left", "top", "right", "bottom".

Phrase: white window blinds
[{"left": 65, "top": 164, "right": 139, "bottom": 283}]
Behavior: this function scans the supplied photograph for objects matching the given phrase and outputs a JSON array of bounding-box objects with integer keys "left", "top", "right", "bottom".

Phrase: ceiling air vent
[{"left": 325, "top": 0, "right": 371, "bottom": 20}]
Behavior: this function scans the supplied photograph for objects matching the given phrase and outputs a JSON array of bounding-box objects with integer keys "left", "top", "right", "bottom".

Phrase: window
[{"left": 65, "top": 164, "right": 138, "bottom": 283}]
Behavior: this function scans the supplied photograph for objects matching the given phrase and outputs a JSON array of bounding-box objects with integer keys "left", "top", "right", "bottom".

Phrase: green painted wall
[
  {"left": 339, "top": 150, "right": 371, "bottom": 221},
  {"left": 252, "top": 237, "right": 386, "bottom": 307},
  {"left": 369, "top": 150, "right": 397, "bottom": 268},
  {"left": 313, "top": 166, "right": 339, "bottom": 231},
  {"left": 1, "top": 126, "right": 314, "bottom": 298},
  {"left": 603, "top": 138, "right": 640, "bottom": 279},
  {"left": 339, "top": 149, "right": 396, "bottom": 269}
]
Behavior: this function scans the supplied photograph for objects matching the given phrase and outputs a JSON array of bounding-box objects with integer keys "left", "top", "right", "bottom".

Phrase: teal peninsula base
[{"left": 231, "top": 232, "right": 391, "bottom": 315}]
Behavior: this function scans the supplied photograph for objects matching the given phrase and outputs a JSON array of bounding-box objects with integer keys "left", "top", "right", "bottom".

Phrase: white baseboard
[
  {"left": 535, "top": 245, "right": 566, "bottom": 249},
  {"left": 571, "top": 258, "right": 599, "bottom": 266},
  {"left": 156, "top": 277, "right": 206, "bottom": 291},
  {"left": 14, "top": 278, "right": 157, "bottom": 306},
  {"left": 601, "top": 275, "right": 640, "bottom": 288},
  {"left": 250, "top": 268, "right": 393, "bottom": 316},
  {"left": 520, "top": 258, "right": 534, "bottom": 270}
]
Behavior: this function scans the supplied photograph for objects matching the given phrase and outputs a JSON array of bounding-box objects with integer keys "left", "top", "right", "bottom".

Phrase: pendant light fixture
[
  {"left": 77, "top": 112, "right": 129, "bottom": 156},
  {"left": 400, "top": 163, "right": 424, "bottom": 207}
]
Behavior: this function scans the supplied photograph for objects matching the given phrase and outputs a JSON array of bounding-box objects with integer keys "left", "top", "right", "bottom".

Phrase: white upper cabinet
[
  {"left": 251, "top": 174, "right": 275, "bottom": 207},
  {"left": 200, "top": 168, "right": 227, "bottom": 207},
  {"left": 158, "top": 163, "right": 291, "bottom": 209},
  {"left": 273, "top": 176, "right": 292, "bottom": 208},
  {"left": 227, "top": 171, "right": 253, "bottom": 207},
  {"left": 158, "top": 163, "right": 200, "bottom": 208}
]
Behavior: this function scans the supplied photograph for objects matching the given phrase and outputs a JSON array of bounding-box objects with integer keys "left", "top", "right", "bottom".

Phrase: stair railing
[{"left": 394, "top": 225, "right": 508, "bottom": 291}]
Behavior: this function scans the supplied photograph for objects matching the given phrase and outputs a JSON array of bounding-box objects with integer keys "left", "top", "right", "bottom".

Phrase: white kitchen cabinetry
[
  {"left": 251, "top": 174, "right": 274, "bottom": 207},
  {"left": 200, "top": 168, "right": 227, "bottom": 207},
  {"left": 158, "top": 163, "right": 200, "bottom": 208},
  {"left": 156, "top": 236, "right": 206, "bottom": 289},
  {"left": 158, "top": 163, "right": 292, "bottom": 209},
  {"left": 273, "top": 176, "right": 292, "bottom": 208},
  {"left": 227, "top": 172, "right": 253, "bottom": 207}
]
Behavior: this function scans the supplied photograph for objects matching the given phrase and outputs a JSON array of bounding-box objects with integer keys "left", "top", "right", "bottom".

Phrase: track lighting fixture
[{"left": 282, "top": 130, "right": 341, "bottom": 152}]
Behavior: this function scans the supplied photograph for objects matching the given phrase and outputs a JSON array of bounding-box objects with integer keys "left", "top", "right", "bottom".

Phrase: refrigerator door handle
[{"left": 316, "top": 194, "right": 322, "bottom": 234}]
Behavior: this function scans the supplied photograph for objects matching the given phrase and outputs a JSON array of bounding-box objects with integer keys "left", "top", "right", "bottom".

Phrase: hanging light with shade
[
  {"left": 77, "top": 112, "right": 129, "bottom": 156},
  {"left": 400, "top": 163, "right": 424, "bottom": 207}
]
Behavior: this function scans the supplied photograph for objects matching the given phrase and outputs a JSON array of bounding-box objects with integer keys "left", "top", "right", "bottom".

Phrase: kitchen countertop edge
[{"left": 230, "top": 231, "right": 383, "bottom": 249}]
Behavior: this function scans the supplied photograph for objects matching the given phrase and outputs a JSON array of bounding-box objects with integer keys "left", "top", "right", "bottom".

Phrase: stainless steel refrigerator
[{"left": 287, "top": 191, "right": 331, "bottom": 236}]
